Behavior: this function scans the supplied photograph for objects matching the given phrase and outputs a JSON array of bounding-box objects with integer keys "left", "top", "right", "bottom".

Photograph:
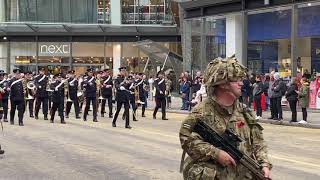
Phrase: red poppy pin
[{"left": 236, "top": 121, "right": 245, "bottom": 129}]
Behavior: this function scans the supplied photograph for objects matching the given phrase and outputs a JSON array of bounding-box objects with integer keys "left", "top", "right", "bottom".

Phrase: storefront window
[
  {"left": 297, "top": 2, "right": 320, "bottom": 76},
  {"left": 247, "top": 7, "right": 292, "bottom": 76},
  {"left": 97, "top": 0, "right": 111, "bottom": 24},
  {"left": 0, "top": 42, "right": 8, "bottom": 71},
  {"left": 10, "top": 42, "right": 37, "bottom": 72},
  {"left": 72, "top": 42, "right": 104, "bottom": 74}
]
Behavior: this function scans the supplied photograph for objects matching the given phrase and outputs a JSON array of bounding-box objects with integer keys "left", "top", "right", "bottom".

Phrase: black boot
[
  {"left": 112, "top": 122, "right": 116, "bottom": 127},
  {"left": 10, "top": 120, "right": 14, "bottom": 125},
  {"left": 3, "top": 119, "right": 8, "bottom": 122},
  {"left": 0, "top": 145, "right": 4, "bottom": 155},
  {"left": 50, "top": 119, "right": 54, "bottom": 123},
  {"left": 61, "top": 118, "right": 66, "bottom": 124},
  {"left": 76, "top": 115, "right": 81, "bottom": 119},
  {"left": 19, "top": 121, "right": 24, "bottom": 126},
  {"left": 125, "top": 125, "right": 132, "bottom": 129},
  {"left": 44, "top": 115, "right": 48, "bottom": 120}
]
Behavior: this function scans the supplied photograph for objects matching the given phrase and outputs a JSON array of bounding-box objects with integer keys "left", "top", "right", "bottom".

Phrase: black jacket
[
  {"left": 0, "top": 79, "right": 10, "bottom": 100},
  {"left": 9, "top": 77, "right": 24, "bottom": 101},
  {"left": 50, "top": 80, "right": 65, "bottom": 103},
  {"left": 114, "top": 75, "right": 130, "bottom": 103},
  {"left": 101, "top": 75, "right": 113, "bottom": 97},
  {"left": 272, "top": 79, "right": 287, "bottom": 98},
  {"left": 154, "top": 78, "right": 166, "bottom": 98},
  {"left": 285, "top": 84, "right": 298, "bottom": 101},
  {"left": 35, "top": 74, "right": 49, "bottom": 98},
  {"left": 82, "top": 76, "right": 97, "bottom": 98}
]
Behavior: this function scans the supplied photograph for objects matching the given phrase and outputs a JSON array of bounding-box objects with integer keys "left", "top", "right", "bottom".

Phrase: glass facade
[{"left": 121, "top": 0, "right": 176, "bottom": 24}]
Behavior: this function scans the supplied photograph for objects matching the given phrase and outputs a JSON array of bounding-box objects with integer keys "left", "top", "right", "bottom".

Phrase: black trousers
[
  {"left": 66, "top": 98, "right": 80, "bottom": 117},
  {"left": 2, "top": 99, "right": 8, "bottom": 120},
  {"left": 288, "top": 99, "right": 297, "bottom": 122},
  {"left": 51, "top": 101, "right": 64, "bottom": 122},
  {"left": 101, "top": 96, "right": 113, "bottom": 116},
  {"left": 153, "top": 97, "right": 166, "bottom": 119},
  {"left": 25, "top": 99, "right": 34, "bottom": 116},
  {"left": 302, "top": 107, "right": 307, "bottom": 121},
  {"left": 83, "top": 97, "right": 97, "bottom": 120},
  {"left": 271, "top": 97, "right": 282, "bottom": 119},
  {"left": 113, "top": 101, "right": 130, "bottom": 127},
  {"left": 254, "top": 95, "right": 262, "bottom": 117},
  {"left": 140, "top": 95, "right": 146, "bottom": 116},
  {"left": 35, "top": 97, "right": 48, "bottom": 117},
  {"left": 10, "top": 100, "right": 25, "bottom": 124}
]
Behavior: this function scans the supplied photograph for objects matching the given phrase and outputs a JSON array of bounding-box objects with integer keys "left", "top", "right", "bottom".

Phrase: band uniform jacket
[
  {"left": 34, "top": 74, "right": 49, "bottom": 98},
  {"left": 0, "top": 79, "right": 9, "bottom": 100},
  {"left": 101, "top": 76, "right": 113, "bottom": 97},
  {"left": 136, "top": 79, "right": 146, "bottom": 99},
  {"left": 114, "top": 75, "right": 130, "bottom": 103},
  {"left": 50, "top": 80, "right": 65, "bottom": 103},
  {"left": 8, "top": 77, "right": 24, "bottom": 101},
  {"left": 154, "top": 78, "right": 166, "bottom": 98},
  {"left": 82, "top": 76, "right": 97, "bottom": 98},
  {"left": 68, "top": 78, "right": 78, "bottom": 100}
]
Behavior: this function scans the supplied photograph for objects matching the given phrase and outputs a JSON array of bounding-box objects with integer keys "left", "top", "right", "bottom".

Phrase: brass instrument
[
  {"left": 26, "top": 81, "right": 36, "bottom": 100},
  {"left": 46, "top": 76, "right": 54, "bottom": 92},
  {"left": 65, "top": 78, "right": 72, "bottom": 102},
  {"left": 143, "top": 83, "right": 150, "bottom": 92},
  {"left": 97, "top": 78, "right": 105, "bottom": 100}
]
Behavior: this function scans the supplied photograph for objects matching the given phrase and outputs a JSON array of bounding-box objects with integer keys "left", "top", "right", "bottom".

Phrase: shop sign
[{"left": 39, "top": 43, "right": 70, "bottom": 56}]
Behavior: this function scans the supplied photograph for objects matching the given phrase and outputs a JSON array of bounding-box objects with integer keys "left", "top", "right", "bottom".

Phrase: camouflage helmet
[{"left": 204, "top": 56, "right": 247, "bottom": 89}]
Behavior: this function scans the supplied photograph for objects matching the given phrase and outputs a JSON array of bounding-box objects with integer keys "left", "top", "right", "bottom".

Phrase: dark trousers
[
  {"left": 35, "top": 97, "right": 48, "bottom": 117},
  {"left": 276, "top": 97, "right": 283, "bottom": 119},
  {"left": 302, "top": 108, "right": 307, "bottom": 121},
  {"left": 271, "top": 97, "right": 282, "bottom": 119},
  {"left": 83, "top": 97, "right": 97, "bottom": 120},
  {"left": 2, "top": 99, "right": 8, "bottom": 120},
  {"left": 10, "top": 100, "right": 25, "bottom": 124},
  {"left": 288, "top": 99, "right": 297, "bottom": 122},
  {"left": 101, "top": 96, "right": 113, "bottom": 116},
  {"left": 25, "top": 99, "right": 34, "bottom": 116},
  {"left": 113, "top": 101, "right": 130, "bottom": 127},
  {"left": 254, "top": 95, "right": 262, "bottom": 117},
  {"left": 153, "top": 97, "right": 166, "bottom": 119},
  {"left": 140, "top": 95, "right": 146, "bottom": 116},
  {"left": 51, "top": 101, "right": 64, "bottom": 122},
  {"left": 129, "top": 99, "right": 137, "bottom": 121},
  {"left": 66, "top": 98, "right": 80, "bottom": 117}
]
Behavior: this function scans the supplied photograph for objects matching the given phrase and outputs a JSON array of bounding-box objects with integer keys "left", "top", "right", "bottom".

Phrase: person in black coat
[
  {"left": 34, "top": 67, "right": 49, "bottom": 120},
  {"left": 136, "top": 73, "right": 147, "bottom": 117},
  {"left": 112, "top": 67, "right": 131, "bottom": 129},
  {"left": 65, "top": 70, "right": 81, "bottom": 119},
  {"left": 100, "top": 68, "right": 113, "bottom": 118},
  {"left": 253, "top": 75, "right": 264, "bottom": 119},
  {"left": 49, "top": 73, "right": 66, "bottom": 124},
  {"left": 153, "top": 71, "right": 168, "bottom": 120},
  {"left": 0, "top": 71, "right": 9, "bottom": 122},
  {"left": 8, "top": 68, "right": 25, "bottom": 126},
  {"left": 82, "top": 68, "right": 98, "bottom": 122},
  {"left": 285, "top": 78, "right": 299, "bottom": 123}
]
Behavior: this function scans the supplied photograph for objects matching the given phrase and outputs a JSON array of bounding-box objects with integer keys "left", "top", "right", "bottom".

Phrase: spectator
[
  {"left": 271, "top": 73, "right": 287, "bottom": 120},
  {"left": 285, "top": 78, "right": 299, "bottom": 123},
  {"left": 298, "top": 78, "right": 310, "bottom": 124},
  {"left": 192, "top": 71, "right": 202, "bottom": 95},
  {"left": 263, "top": 74, "right": 270, "bottom": 110},
  {"left": 253, "top": 75, "right": 264, "bottom": 120},
  {"left": 180, "top": 76, "right": 190, "bottom": 110},
  {"left": 303, "top": 69, "right": 311, "bottom": 80},
  {"left": 241, "top": 75, "right": 251, "bottom": 107}
]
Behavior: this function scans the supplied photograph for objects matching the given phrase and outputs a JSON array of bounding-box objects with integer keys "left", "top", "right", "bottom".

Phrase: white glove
[
  {"left": 55, "top": 87, "right": 58, "bottom": 91},
  {"left": 120, "top": 86, "right": 125, "bottom": 91}
]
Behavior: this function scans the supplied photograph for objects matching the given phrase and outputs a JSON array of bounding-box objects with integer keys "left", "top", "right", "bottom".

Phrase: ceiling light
[{"left": 308, "top": 3, "right": 312, "bottom": 6}]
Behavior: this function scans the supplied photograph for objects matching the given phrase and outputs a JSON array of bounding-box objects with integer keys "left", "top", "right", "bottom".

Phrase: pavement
[
  {"left": 0, "top": 111, "right": 319, "bottom": 180},
  {"left": 145, "top": 96, "right": 320, "bottom": 128}
]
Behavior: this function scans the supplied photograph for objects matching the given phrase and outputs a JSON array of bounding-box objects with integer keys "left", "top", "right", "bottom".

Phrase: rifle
[{"left": 193, "top": 120, "right": 271, "bottom": 180}]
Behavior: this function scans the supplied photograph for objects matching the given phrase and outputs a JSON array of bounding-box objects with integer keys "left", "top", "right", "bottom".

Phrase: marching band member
[
  {"left": 0, "top": 71, "right": 9, "bottom": 122},
  {"left": 34, "top": 67, "right": 49, "bottom": 120},
  {"left": 136, "top": 73, "right": 148, "bottom": 117},
  {"left": 126, "top": 74, "right": 138, "bottom": 121},
  {"left": 8, "top": 68, "right": 25, "bottom": 126},
  {"left": 112, "top": 67, "right": 131, "bottom": 129},
  {"left": 25, "top": 71, "right": 35, "bottom": 118},
  {"left": 49, "top": 73, "right": 66, "bottom": 124},
  {"left": 153, "top": 71, "right": 168, "bottom": 120},
  {"left": 100, "top": 67, "right": 113, "bottom": 118},
  {"left": 82, "top": 68, "right": 98, "bottom": 122},
  {"left": 65, "top": 70, "right": 81, "bottom": 119}
]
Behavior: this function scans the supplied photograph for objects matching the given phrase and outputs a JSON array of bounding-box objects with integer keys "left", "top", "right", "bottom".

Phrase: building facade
[
  {"left": 0, "top": 0, "right": 181, "bottom": 76},
  {"left": 180, "top": 0, "right": 320, "bottom": 77}
]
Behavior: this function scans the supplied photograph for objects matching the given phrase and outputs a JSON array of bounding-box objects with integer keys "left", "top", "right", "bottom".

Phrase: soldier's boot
[
  {"left": 3, "top": 118, "right": 8, "bottom": 122},
  {"left": 61, "top": 117, "right": 66, "bottom": 124},
  {"left": 65, "top": 113, "right": 69, "bottom": 118},
  {"left": 44, "top": 114, "right": 48, "bottom": 120},
  {"left": 35, "top": 113, "right": 39, "bottom": 120},
  {"left": 50, "top": 118, "right": 54, "bottom": 123},
  {"left": 0, "top": 145, "right": 5, "bottom": 155},
  {"left": 93, "top": 116, "right": 98, "bottom": 122},
  {"left": 83, "top": 114, "right": 87, "bottom": 121},
  {"left": 75, "top": 115, "right": 81, "bottom": 119},
  {"left": 109, "top": 113, "right": 113, "bottom": 118},
  {"left": 101, "top": 113, "right": 104, "bottom": 117},
  {"left": 30, "top": 113, "right": 34, "bottom": 118},
  {"left": 10, "top": 119, "right": 14, "bottom": 125},
  {"left": 19, "top": 120, "right": 24, "bottom": 126},
  {"left": 112, "top": 120, "right": 116, "bottom": 127}
]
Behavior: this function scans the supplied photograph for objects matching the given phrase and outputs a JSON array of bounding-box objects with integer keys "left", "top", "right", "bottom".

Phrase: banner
[{"left": 309, "top": 77, "right": 320, "bottom": 109}]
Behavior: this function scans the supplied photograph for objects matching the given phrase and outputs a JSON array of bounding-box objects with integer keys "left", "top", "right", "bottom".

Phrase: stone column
[
  {"left": 113, "top": 43, "right": 121, "bottom": 75},
  {"left": 110, "top": 0, "right": 121, "bottom": 25}
]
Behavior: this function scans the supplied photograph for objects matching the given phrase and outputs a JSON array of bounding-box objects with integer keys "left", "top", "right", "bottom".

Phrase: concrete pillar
[
  {"left": 0, "top": 42, "right": 8, "bottom": 72},
  {"left": 226, "top": 14, "right": 245, "bottom": 65},
  {"left": 291, "top": 4, "right": 298, "bottom": 77},
  {"left": 113, "top": 43, "right": 121, "bottom": 75},
  {"left": 182, "top": 19, "right": 192, "bottom": 72},
  {"left": 110, "top": 0, "right": 121, "bottom": 25}
]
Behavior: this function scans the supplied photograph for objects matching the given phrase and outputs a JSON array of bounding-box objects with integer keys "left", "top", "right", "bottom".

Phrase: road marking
[{"left": 270, "top": 154, "right": 320, "bottom": 169}]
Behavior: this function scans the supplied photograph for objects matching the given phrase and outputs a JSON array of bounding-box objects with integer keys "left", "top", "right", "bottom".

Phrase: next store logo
[{"left": 39, "top": 44, "right": 70, "bottom": 55}]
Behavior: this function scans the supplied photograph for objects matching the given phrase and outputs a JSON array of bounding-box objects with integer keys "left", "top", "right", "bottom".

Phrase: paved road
[{"left": 0, "top": 110, "right": 319, "bottom": 180}]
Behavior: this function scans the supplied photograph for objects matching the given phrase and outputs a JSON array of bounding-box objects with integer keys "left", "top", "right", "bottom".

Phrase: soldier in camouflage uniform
[{"left": 179, "top": 57, "right": 272, "bottom": 180}]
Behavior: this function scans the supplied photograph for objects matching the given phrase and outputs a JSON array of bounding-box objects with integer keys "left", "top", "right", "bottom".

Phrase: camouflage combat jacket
[{"left": 179, "top": 97, "right": 272, "bottom": 180}]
